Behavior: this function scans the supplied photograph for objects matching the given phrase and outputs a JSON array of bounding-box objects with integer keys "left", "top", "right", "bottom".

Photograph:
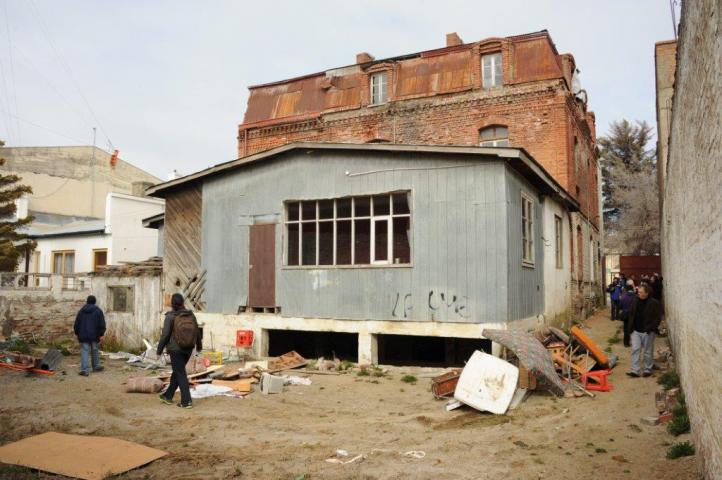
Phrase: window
[
  {"left": 521, "top": 194, "right": 534, "bottom": 266},
  {"left": 93, "top": 249, "right": 108, "bottom": 272},
  {"left": 479, "top": 125, "right": 509, "bottom": 147},
  {"left": 285, "top": 192, "right": 411, "bottom": 267},
  {"left": 52, "top": 250, "right": 75, "bottom": 274},
  {"left": 554, "top": 215, "right": 563, "bottom": 269},
  {"left": 370, "top": 72, "right": 388, "bottom": 105},
  {"left": 482, "top": 53, "right": 502, "bottom": 88},
  {"left": 108, "top": 286, "right": 134, "bottom": 313}
]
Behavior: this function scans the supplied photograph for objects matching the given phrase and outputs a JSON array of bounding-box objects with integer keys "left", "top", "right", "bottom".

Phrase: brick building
[{"left": 237, "top": 29, "right": 602, "bottom": 314}]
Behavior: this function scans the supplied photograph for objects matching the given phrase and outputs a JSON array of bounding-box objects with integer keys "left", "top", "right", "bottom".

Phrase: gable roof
[{"left": 146, "top": 142, "right": 578, "bottom": 210}]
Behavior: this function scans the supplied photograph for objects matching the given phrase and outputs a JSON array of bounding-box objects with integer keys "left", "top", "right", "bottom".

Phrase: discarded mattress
[
  {"left": 454, "top": 350, "right": 519, "bottom": 415},
  {"left": 482, "top": 329, "right": 566, "bottom": 396},
  {"left": 0, "top": 432, "right": 167, "bottom": 480}
]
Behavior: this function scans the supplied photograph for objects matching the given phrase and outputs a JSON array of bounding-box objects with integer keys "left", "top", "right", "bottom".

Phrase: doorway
[{"left": 248, "top": 224, "right": 276, "bottom": 308}]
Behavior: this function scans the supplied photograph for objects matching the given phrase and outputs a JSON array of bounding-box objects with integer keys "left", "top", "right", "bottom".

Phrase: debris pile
[{"left": 95, "top": 257, "right": 163, "bottom": 276}]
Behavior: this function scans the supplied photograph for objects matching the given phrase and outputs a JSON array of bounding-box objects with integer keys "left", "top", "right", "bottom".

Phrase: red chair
[{"left": 581, "top": 369, "right": 613, "bottom": 392}]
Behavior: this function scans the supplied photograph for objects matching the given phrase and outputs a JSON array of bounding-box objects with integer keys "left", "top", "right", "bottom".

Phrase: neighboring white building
[
  {"left": 542, "top": 196, "right": 573, "bottom": 327},
  {"left": 19, "top": 192, "right": 164, "bottom": 274}
]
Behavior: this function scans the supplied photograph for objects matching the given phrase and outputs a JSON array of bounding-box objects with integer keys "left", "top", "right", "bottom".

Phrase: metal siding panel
[{"left": 200, "top": 151, "right": 512, "bottom": 323}]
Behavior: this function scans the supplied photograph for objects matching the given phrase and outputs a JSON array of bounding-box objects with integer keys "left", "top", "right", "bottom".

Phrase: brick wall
[
  {"left": 662, "top": 0, "right": 722, "bottom": 477},
  {"left": 0, "top": 277, "right": 87, "bottom": 342}
]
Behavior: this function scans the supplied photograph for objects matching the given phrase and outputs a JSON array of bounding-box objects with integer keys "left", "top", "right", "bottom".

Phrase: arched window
[{"left": 479, "top": 126, "right": 509, "bottom": 147}]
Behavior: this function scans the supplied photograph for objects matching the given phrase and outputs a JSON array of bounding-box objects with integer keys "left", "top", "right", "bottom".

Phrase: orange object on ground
[
  {"left": 581, "top": 369, "right": 613, "bottom": 392},
  {"left": 570, "top": 325, "right": 609, "bottom": 366}
]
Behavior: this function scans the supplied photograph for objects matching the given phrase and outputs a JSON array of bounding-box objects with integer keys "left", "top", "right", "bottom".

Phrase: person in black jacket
[
  {"left": 73, "top": 295, "right": 106, "bottom": 376},
  {"left": 625, "top": 284, "right": 662, "bottom": 377},
  {"left": 157, "top": 293, "right": 202, "bottom": 409}
]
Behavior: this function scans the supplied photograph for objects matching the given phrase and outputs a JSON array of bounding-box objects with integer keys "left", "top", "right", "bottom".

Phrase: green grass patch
[
  {"left": 666, "top": 442, "right": 695, "bottom": 459},
  {"left": 657, "top": 371, "right": 680, "bottom": 390},
  {"left": 357, "top": 366, "right": 370, "bottom": 377},
  {"left": 338, "top": 360, "right": 354, "bottom": 371},
  {"left": 604, "top": 346, "right": 613, "bottom": 353},
  {"left": 372, "top": 366, "right": 386, "bottom": 377},
  {"left": 667, "top": 413, "right": 690, "bottom": 436},
  {"left": 595, "top": 448, "right": 607, "bottom": 454},
  {"left": 401, "top": 375, "right": 417, "bottom": 384}
]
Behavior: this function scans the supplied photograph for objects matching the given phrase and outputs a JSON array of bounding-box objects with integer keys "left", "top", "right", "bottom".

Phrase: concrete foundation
[{"left": 196, "top": 312, "right": 542, "bottom": 364}]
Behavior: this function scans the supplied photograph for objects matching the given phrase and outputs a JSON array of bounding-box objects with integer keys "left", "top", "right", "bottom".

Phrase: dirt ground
[{"left": 0, "top": 308, "right": 703, "bottom": 480}]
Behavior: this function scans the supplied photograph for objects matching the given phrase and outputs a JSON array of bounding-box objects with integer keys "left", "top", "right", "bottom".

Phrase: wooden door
[{"left": 249, "top": 224, "right": 276, "bottom": 307}]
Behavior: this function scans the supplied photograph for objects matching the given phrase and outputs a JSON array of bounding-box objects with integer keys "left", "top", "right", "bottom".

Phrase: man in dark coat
[
  {"left": 157, "top": 293, "right": 202, "bottom": 409},
  {"left": 73, "top": 295, "right": 106, "bottom": 376},
  {"left": 625, "top": 284, "right": 662, "bottom": 377}
]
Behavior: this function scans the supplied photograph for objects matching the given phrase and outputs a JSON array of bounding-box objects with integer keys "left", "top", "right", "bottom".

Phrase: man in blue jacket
[
  {"left": 607, "top": 277, "right": 623, "bottom": 320},
  {"left": 73, "top": 295, "right": 106, "bottom": 376}
]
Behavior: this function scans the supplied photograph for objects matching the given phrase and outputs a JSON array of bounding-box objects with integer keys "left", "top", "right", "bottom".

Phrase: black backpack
[{"left": 171, "top": 311, "right": 198, "bottom": 349}]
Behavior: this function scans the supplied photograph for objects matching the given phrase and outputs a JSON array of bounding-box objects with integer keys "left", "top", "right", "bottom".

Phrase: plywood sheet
[{"left": 0, "top": 432, "right": 167, "bottom": 480}]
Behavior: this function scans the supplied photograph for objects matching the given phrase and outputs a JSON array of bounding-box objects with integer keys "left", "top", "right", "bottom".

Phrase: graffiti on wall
[{"left": 392, "top": 290, "right": 470, "bottom": 319}]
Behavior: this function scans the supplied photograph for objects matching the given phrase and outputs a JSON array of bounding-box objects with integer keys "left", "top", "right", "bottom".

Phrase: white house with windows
[{"left": 18, "top": 192, "right": 164, "bottom": 275}]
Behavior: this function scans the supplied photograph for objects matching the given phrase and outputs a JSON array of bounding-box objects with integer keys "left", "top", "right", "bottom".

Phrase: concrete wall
[
  {"left": 91, "top": 274, "right": 163, "bottom": 348},
  {"left": 0, "top": 275, "right": 88, "bottom": 341},
  {"left": 0, "top": 146, "right": 161, "bottom": 219},
  {"left": 655, "top": 40, "right": 677, "bottom": 207},
  {"left": 662, "top": 1, "right": 722, "bottom": 477},
  {"left": 201, "top": 150, "right": 548, "bottom": 324},
  {"left": 106, "top": 193, "right": 164, "bottom": 265}
]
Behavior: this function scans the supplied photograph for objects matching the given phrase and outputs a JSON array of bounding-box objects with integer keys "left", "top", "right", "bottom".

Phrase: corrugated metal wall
[
  {"left": 505, "top": 166, "right": 545, "bottom": 321},
  {"left": 201, "top": 150, "right": 544, "bottom": 323}
]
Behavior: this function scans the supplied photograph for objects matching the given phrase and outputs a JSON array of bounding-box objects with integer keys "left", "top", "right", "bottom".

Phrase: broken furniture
[
  {"left": 431, "top": 369, "right": 463, "bottom": 399},
  {"left": 0, "top": 349, "right": 62, "bottom": 376},
  {"left": 268, "top": 350, "right": 308, "bottom": 372},
  {"left": 454, "top": 350, "right": 519, "bottom": 414}
]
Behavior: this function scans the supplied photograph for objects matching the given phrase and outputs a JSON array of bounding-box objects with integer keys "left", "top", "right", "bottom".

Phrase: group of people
[
  {"left": 73, "top": 292, "right": 201, "bottom": 409},
  {"left": 607, "top": 273, "right": 664, "bottom": 378}
]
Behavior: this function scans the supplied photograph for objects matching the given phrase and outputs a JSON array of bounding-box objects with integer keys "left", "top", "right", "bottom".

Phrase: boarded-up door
[{"left": 249, "top": 224, "right": 276, "bottom": 307}]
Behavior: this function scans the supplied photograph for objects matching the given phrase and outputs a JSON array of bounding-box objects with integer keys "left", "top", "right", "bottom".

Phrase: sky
[{"left": 0, "top": 0, "right": 679, "bottom": 179}]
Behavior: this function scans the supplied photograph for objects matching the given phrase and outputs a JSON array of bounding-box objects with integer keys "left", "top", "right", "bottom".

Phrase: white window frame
[
  {"left": 521, "top": 193, "right": 534, "bottom": 267},
  {"left": 370, "top": 72, "right": 388, "bottom": 105},
  {"left": 284, "top": 192, "right": 411, "bottom": 268},
  {"left": 482, "top": 52, "right": 502, "bottom": 88},
  {"left": 554, "top": 215, "right": 563, "bottom": 269}
]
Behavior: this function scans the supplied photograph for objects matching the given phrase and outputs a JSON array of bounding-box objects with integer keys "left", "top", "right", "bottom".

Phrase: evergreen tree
[
  {"left": 599, "top": 120, "right": 659, "bottom": 255},
  {"left": 0, "top": 157, "right": 34, "bottom": 271}
]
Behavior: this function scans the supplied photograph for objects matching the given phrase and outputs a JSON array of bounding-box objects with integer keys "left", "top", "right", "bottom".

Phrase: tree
[
  {"left": 599, "top": 120, "right": 660, "bottom": 255},
  {"left": 0, "top": 157, "right": 34, "bottom": 271}
]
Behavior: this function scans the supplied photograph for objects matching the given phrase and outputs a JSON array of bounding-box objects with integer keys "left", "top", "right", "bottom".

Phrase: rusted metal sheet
[
  {"left": 396, "top": 50, "right": 472, "bottom": 98},
  {"left": 510, "top": 38, "right": 562, "bottom": 84},
  {"left": 249, "top": 224, "right": 276, "bottom": 307},
  {"left": 619, "top": 255, "right": 662, "bottom": 279}
]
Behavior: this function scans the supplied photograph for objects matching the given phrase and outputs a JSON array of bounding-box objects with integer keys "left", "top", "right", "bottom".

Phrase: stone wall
[
  {"left": 662, "top": 0, "right": 722, "bottom": 477},
  {"left": 0, "top": 276, "right": 87, "bottom": 342}
]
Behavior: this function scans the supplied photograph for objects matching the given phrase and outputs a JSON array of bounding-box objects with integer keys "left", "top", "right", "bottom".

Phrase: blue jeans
[
  {"left": 80, "top": 342, "right": 100, "bottom": 374},
  {"left": 630, "top": 331, "right": 655, "bottom": 374}
]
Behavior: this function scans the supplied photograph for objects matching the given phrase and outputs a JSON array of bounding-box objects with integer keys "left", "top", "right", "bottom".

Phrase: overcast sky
[{"left": 1, "top": 0, "right": 679, "bottom": 179}]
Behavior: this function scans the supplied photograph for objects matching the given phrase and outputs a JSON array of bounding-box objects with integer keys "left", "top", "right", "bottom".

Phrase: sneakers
[
  {"left": 159, "top": 395, "right": 173, "bottom": 405},
  {"left": 642, "top": 371, "right": 653, "bottom": 377},
  {"left": 177, "top": 402, "right": 193, "bottom": 409},
  {"left": 78, "top": 371, "right": 89, "bottom": 377},
  {"left": 626, "top": 371, "right": 640, "bottom": 378},
  {"left": 93, "top": 366, "right": 104, "bottom": 372}
]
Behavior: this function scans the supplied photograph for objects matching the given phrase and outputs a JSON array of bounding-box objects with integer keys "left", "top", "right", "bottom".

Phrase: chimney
[
  {"left": 356, "top": 52, "right": 375, "bottom": 64},
  {"left": 446, "top": 32, "right": 463, "bottom": 47}
]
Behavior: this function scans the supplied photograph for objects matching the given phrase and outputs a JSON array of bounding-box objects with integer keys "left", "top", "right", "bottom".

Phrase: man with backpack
[{"left": 157, "top": 293, "right": 202, "bottom": 409}]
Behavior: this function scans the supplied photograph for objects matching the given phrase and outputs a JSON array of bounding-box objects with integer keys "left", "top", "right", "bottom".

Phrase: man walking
[
  {"left": 626, "top": 284, "right": 662, "bottom": 377},
  {"left": 73, "top": 295, "right": 106, "bottom": 376},
  {"left": 157, "top": 293, "right": 202, "bottom": 409}
]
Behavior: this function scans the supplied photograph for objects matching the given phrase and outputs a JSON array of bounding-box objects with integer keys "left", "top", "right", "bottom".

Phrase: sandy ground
[{"left": 0, "top": 308, "right": 702, "bottom": 480}]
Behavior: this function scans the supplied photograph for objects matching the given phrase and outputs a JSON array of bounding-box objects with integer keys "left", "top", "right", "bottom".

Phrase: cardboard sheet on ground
[
  {"left": 454, "top": 350, "right": 519, "bottom": 414},
  {"left": 0, "top": 432, "right": 167, "bottom": 480}
]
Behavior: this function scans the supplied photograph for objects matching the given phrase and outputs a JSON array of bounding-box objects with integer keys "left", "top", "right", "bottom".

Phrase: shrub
[
  {"left": 401, "top": 375, "right": 417, "bottom": 384},
  {"left": 657, "top": 371, "right": 680, "bottom": 390},
  {"left": 667, "top": 414, "right": 690, "bottom": 436},
  {"left": 666, "top": 442, "right": 694, "bottom": 459}
]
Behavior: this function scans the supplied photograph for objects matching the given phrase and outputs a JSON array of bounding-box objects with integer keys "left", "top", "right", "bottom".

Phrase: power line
[
  {"left": 27, "top": 0, "right": 115, "bottom": 150},
  {"left": 0, "top": 108, "right": 87, "bottom": 144},
  {"left": 2, "top": 0, "right": 21, "bottom": 143}
]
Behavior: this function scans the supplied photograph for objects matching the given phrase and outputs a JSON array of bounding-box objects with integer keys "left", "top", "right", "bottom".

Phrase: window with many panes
[
  {"left": 370, "top": 72, "right": 388, "bottom": 105},
  {"left": 521, "top": 194, "right": 534, "bottom": 266},
  {"left": 554, "top": 215, "right": 563, "bottom": 269},
  {"left": 482, "top": 53, "right": 502, "bottom": 88},
  {"left": 285, "top": 192, "right": 411, "bottom": 267},
  {"left": 479, "top": 125, "right": 509, "bottom": 147}
]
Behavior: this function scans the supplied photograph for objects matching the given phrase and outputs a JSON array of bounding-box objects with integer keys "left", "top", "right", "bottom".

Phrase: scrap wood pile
[
  {"left": 0, "top": 337, "right": 65, "bottom": 376},
  {"left": 95, "top": 256, "right": 163, "bottom": 276},
  {"left": 430, "top": 325, "right": 618, "bottom": 415},
  {"left": 120, "top": 349, "right": 312, "bottom": 399}
]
